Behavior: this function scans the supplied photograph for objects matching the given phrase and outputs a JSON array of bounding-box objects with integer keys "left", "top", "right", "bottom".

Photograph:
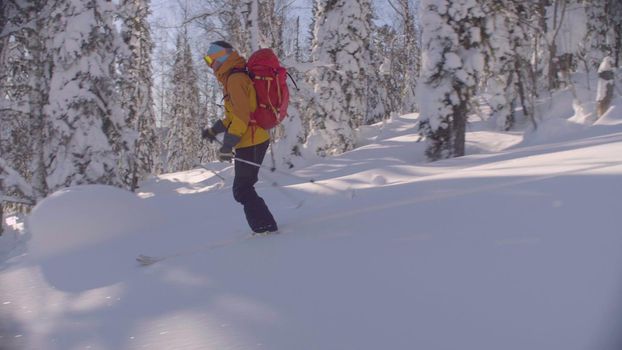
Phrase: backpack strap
[
  {"left": 228, "top": 67, "right": 257, "bottom": 81},
  {"left": 228, "top": 67, "right": 248, "bottom": 77}
]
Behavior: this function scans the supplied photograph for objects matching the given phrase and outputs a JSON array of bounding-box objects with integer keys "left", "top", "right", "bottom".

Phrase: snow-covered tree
[
  {"left": 306, "top": 0, "right": 376, "bottom": 156},
  {"left": 583, "top": 0, "right": 610, "bottom": 70},
  {"left": 596, "top": 56, "right": 615, "bottom": 117},
  {"left": 284, "top": 16, "right": 304, "bottom": 62},
  {"left": 216, "top": 0, "right": 253, "bottom": 56},
  {"left": 365, "top": 46, "right": 388, "bottom": 124},
  {"left": 373, "top": 0, "right": 420, "bottom": 118},
  {"left": 212, "top": 0, "right": 286, "bottom": 55},
  {"left": 165, "top": 30, "right": 202, "bottom": 172},
  {"left": 270, "top": 60, "right": 313, "bottom": 168},
  {"left": 418, "top": 0, "right": 488, "bottom": 160},
  {"left": 582, "top": 0, "right": 622, "bottom": 68},
  {"left": 1, "top": 4, "right": 35, "bottom": 187},
  {"left": 611, "top": 0, "right": 622, "bottom": 67},
  {"left": 119, "top": 0, "right": 159, "bottom": 190},
  {"left": 257, "top": 0, "right": 285, "bottom": 55},
  {"left": 486, "top": 0, "right": 535, "bottom": 130},
  {"left": 388, "top": 0, "right": 419, "bottom": 114},
  {"left": 365, "top": 17, "right": 388, "bottom": 125},
  {"left": 1, "top": 1, "right": 56, "bottom": 233},
  {"left": 44, "top": 0, "right": 128, "bottom": 190},
  {"left": 374, "top": 25, "right": 402, "bottom": 116},
  {"left": 1, "top": 0, "right": 55, "bottom": 204}
]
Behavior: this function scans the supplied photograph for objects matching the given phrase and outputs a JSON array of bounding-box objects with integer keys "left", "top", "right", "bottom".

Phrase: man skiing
[{"left": 201, "top": 41, "right": 278, "bottom": 235}]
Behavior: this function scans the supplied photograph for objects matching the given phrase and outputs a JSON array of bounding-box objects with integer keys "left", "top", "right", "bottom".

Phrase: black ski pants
[{"left": 233, "top": 141, "right": 278, "bottom": 233}]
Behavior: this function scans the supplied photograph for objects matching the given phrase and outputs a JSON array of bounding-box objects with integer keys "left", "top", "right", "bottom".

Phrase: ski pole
[
  {"left": 262, "top": 172, "right": 305, "bottom": 209},
  {"left": 232, "top": 156, "right": 353, "bottom": 198},
  {"left": 195, "top": 163, "right": 226, "bottom": 182},
  {"left": 210, "top": 137, "right": 319, "bottom": 183},
  {"left": 232, "top": 157, "right": 315, "bottom": 182},
  {"left": 202, "top": 139, "right": 304, "bottom": 207},
  {"left": 209, "top": 137, "right": 353, "bottom": 197}
]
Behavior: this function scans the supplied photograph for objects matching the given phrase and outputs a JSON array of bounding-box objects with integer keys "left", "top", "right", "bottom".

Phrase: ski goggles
[{"left": 203, "top": 50, "right": 229, "bottom": 68}]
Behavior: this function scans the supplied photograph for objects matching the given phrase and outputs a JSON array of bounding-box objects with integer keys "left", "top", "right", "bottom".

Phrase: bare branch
[{"left": 387, "top": 0, "right": 406, "bottom": 22}]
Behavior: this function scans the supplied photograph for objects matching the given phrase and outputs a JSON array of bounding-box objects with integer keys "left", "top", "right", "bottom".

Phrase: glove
[
  {"left": 201, "top": 120, "right": 227, "bottom": 142},
  {"left": 201, "top": 128, "right": 217, "bottom": 143},
  {"left": 218, "top": 132, "right": 241, "bottom": 162},
  {"left": 218, "top": 146, "right": 235, "bottom": 162}
]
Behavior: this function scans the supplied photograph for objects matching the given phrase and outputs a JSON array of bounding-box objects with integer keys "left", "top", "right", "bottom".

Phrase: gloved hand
[
  {"left": 218, "top": 146, "right": 235, "bottom": 162},
  {"left": 218, "top": 132, "right": 241, "bottom": 162},
  {"left": 201, "top": 120, "right": 226, "bottom": 143},
  {"left": 201, "top": 128, "right": 217, "bottom": 143}
]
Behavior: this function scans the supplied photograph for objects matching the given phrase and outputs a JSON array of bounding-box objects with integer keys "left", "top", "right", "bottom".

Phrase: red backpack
[{"left": 230, "top": 48, "right": 290, "bottom": 130}]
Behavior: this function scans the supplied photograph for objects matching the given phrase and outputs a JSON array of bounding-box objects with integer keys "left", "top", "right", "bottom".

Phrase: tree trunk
[
  {"left": 548, "top": 0, "right": 568, "bottom": 91},
  {"left": 505, "top": 70, "right": 517, "bottom": 131},
  {"left": 597, "top": 57, "right": 615, "bottom": 117},
  {"left": 0, "top": 202, "right": 4, "bottom": 235},
  {"left": 615, "top": 25, "right": 622, "bottom": 68},
  {"left": 548, "top": 42, "right": 559, "bottom": 90},
  {"left": 453, "top": 100, "right": 467, "bottom": 157},
  {"left": 28, "top": 17, "right": 50, "bottom": 200}
]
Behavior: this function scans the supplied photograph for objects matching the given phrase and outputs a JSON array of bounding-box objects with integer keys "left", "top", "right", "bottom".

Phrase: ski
[
  {"left": 136, "top": 254, "right": 165, "bottom": 266},
  {"left": 136, "top": 231, "right": 281, "bottom": 267}
]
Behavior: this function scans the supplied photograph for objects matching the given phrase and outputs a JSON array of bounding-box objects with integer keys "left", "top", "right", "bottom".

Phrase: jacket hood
[{"left": 215, "top": 51, "right": 247, "bottom": 85}]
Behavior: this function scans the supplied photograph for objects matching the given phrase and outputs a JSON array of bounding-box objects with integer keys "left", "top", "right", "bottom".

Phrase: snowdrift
[{"left": 27, "top": 185, "right": 162, "bottom": 292}]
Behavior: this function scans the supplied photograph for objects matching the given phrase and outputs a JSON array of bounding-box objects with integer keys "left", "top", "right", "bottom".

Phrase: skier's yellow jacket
[{"left": 215, "top": 51, "right": 270, "bottom": 149}]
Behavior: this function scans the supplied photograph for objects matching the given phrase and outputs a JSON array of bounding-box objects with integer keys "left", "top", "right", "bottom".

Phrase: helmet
[{"left": 204, "top": 41, "right": 233, "bottom": 70}]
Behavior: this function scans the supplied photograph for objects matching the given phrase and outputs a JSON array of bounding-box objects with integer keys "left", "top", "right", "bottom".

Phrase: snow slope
[{"left": 1, "top": 102, "right": 622, "bottom": 349}]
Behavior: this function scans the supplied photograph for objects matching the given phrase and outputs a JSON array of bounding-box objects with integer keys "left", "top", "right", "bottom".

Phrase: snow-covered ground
[{"left": 1, "top": 93, "right": 622, "bottom": 349}]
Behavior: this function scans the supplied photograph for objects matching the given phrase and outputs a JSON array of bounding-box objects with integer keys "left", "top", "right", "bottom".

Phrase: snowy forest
[{"left": 1, "top": 0, "right": 622, "bottom": 233}]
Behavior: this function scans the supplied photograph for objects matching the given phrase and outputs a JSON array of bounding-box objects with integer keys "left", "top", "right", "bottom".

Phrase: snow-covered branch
[
  {"left": 0, "top": 158, "right": 35, "bottom": 206},
  {"left": 0, "top": 196, "right": 34, "bottom": 206}
]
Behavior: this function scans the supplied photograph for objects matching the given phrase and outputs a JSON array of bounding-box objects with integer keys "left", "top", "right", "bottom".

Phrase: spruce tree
[
  {"left": 1, "top": 1, "right": 62, "bottom": 233},
  {"left": 418, "top": 0, "right": 488, "bottom": 160},
  {"left": 374, "top": 25, "right": 402, "bottom": 117},
  {"left": 389, "top": 0, "right": 419, "bottom": 114},
  {"left": 612, "top": 0, "right": 622, "bottom": 67},
  {"left": 165, "top": 31, "right": 201, "bottom": 172},
  {"left": 307, "top": 0, "right": 375, "bottom": 156},
  {"left": 486, "top": 0, "right": 534, "bottom": 130},
  {"left": 119, "top": 0, "right": 159, "bottom": 190},
  {"left": 1, "top": 0, "right": 52, "bottom": 203},
  {"left": 44, "top": 0, "right": 128, "bottom": 190},
  {"left": 584, "top": 0, "right": 610, "bottom": 69}
]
